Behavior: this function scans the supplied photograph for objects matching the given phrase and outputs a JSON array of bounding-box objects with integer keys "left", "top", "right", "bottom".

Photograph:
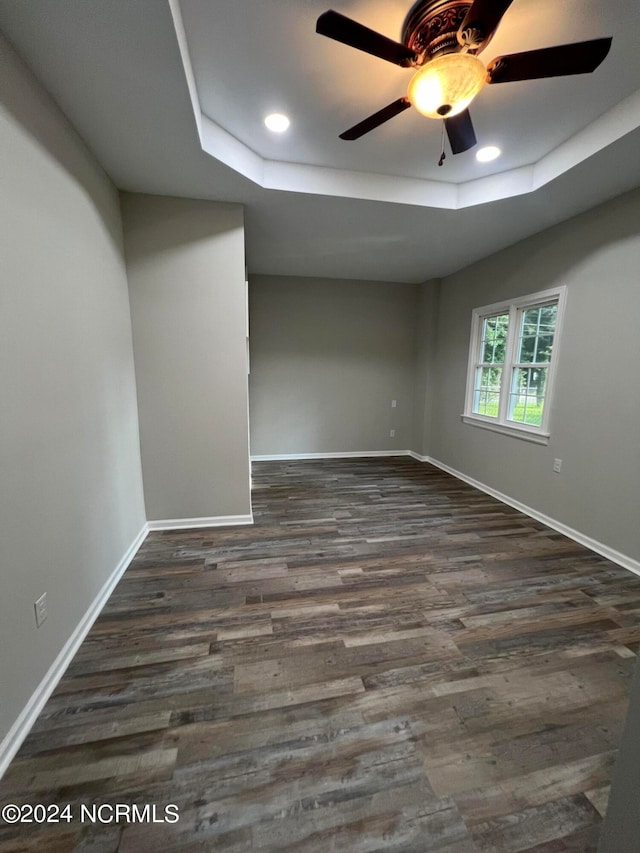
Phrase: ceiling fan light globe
[{"left": 407, "top": 53, "right": 487, "bottom": 119}]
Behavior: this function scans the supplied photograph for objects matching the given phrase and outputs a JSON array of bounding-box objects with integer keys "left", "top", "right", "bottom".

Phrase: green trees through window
[
  {"left": 473, "top": 313, "right": 508, "bottom": 418},
  {"left": 508, "top": 304, "right": 557, "bottom": 427},
  {"left": 466, "top": 290, "right": 564, "bottom": 438}
]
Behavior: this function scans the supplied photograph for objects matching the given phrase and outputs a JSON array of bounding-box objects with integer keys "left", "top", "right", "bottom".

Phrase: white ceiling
[
  {"left": 0, "top": 0, "right": 639, "bottom": 282},
  {"left": 182, "top": 0, "right": 640, "bottom": 183}
]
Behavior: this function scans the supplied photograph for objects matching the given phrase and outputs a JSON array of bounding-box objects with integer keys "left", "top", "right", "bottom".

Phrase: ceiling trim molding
[
  {"left": 263, "top": 160, "right": 458, "bottom": 209},
  {"left": 168, "top": 0, "right": 202, "bottom": 139},
  {"left": 169, "top": 0, "right": 640, "bottom": 210}
]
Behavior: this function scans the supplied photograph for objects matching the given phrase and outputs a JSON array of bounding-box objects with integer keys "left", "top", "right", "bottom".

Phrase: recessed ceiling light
[
  {"left": 264, "top": 113, "right": 290, "bottom": 133},
  {"left": 476, "top": 145, "right": 501, "bottom": 163}
]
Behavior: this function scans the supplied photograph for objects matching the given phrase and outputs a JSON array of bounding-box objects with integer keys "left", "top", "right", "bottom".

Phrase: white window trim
[{"left": 462, "top": 285, "right": 567, "bottom": 445}]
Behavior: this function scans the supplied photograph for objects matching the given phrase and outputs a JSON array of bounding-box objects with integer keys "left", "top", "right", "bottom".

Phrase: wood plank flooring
[{"left": 2, "top": 458, "right": 640, "bottom": 851}]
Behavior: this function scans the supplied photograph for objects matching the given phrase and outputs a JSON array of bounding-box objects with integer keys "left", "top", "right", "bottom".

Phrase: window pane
[
  {"left": 539, "top": 304, "right": 557, "bottom": 330},
  {"left": 508, "top": 367, "right": 547, "bottom": 426},
  {"left": 473, "top": 366, "right": 502, "bottom": 418},
  {"left": 519, "top": 335, "right": 536, "bottom": 363},
  {"left": 481, "top": 313, "right": 509, "bottom": 364},
  {"left": 535, "top": 334, "right": 554, "bottom": 363},
  {"left": 518, "top": 303, "right": 557, "bottom": 364}
]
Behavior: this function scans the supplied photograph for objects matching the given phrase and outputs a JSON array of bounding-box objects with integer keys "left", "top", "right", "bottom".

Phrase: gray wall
[
  {"left": 123, "top": 194, "right": 251, "bottom": 521},
  {"left": 412, "top": 279, "right": 440, "bottom": 458},
  {"left": 248, "top": 275, "right": 419, "bottom": 456},
  {"left": 428, "top": 188, "right": 640, "bottom": 564},
  {"left": 0, "top": 35, "right": 146, "bottom": 747}
]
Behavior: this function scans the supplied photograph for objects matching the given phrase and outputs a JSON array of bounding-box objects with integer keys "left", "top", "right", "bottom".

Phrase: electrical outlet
[
  {"left": 553, "top": 458, "right": 562, "bottom": 474},
  {"left": 391, "top": 400, "right": 397, "bottom": 408},
  {"left": 34, "top": 592, "right": 48, "bottom": 628},
  {"left": 390, "top": 429, "right": 395, "bottom": 438}
]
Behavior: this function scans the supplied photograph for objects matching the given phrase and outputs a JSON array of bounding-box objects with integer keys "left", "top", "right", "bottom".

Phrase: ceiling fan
[{"left": 316, "top": 0, "right": 612, "bottom": 155}]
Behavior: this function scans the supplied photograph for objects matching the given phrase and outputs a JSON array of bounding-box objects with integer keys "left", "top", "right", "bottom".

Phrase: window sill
[{"left": 461, "top": 414, "right": 550, "bottom": 445}]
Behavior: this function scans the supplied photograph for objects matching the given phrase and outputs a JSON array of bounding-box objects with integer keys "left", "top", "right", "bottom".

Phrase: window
[{"left": 463, "top": 287, "right": 566, "bottom": 444}]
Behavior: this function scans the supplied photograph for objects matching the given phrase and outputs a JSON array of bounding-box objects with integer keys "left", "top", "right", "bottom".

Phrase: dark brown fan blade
[
  {"left": 339, "top": 98, "right": 411, "bottom": 140},
  {"left": 458, "top": 0, "right": 514, "bottom": 47},
  {"left": 445, "top": 110, "right": 477, "bottom": 154},
  {"left": 487, "top": 38, "right": 612, "bottom": 83},
  {"left": 317, "top": 10, "right": 417, "bottom": 67}
]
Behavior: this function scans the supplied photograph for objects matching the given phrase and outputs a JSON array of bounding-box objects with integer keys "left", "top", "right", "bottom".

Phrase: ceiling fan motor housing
[{"left": 402, "top": 0, "right": 480, "bottom": 60}]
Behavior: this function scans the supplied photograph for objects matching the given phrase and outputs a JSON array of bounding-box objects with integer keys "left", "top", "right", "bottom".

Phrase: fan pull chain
[{"left": 438, "top": 121, "right": 446, "bottom": 167}]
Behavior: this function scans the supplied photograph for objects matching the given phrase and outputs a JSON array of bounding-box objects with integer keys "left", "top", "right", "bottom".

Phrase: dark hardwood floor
[{"left": 2, "top": 457, "right": 640, "bottom": 852}]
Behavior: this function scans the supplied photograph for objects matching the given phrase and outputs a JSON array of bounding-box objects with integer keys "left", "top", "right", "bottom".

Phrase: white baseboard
[
  {"left": 251, "top": 451, "right": 411, "bottom": 461},
  {"left": 147, "top": 514, "right": 254, "bottom": 531},
  {"left": 425, "top": 455, "right": 640, "bottom": 578},
  {"left": 0, "top": 523, "right": 148, "bottom": 780},
  {"left": 407, "top": 451, "right": 430, "bottom": 462}
]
